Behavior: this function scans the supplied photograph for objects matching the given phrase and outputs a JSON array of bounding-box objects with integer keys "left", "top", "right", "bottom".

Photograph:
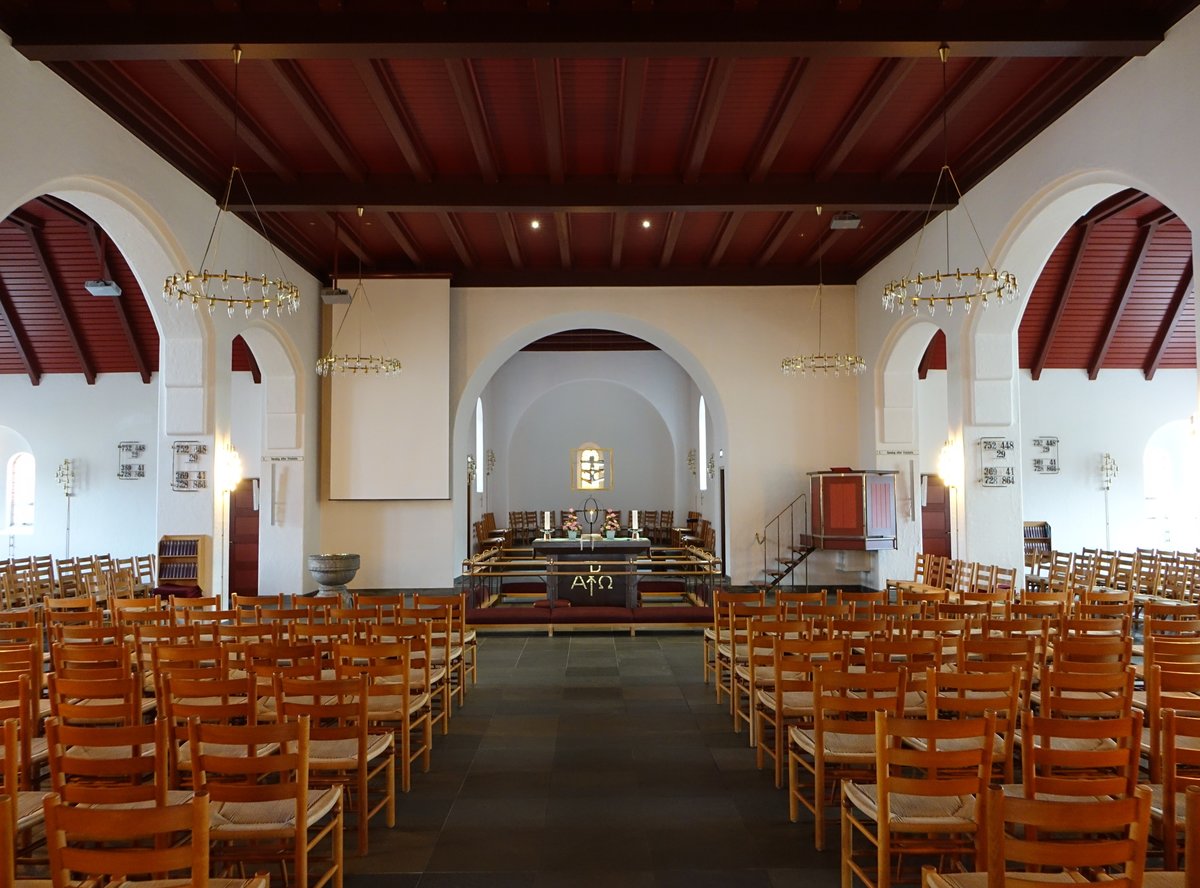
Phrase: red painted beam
[
  {"left": 616, "top": 58, "right": 647, "bottom": 186},
  {"left": 498, "top": 213, "right": 524, "bottom": 268},
  {"left": 554, "top": 212, "right": 571, "bottom": 268},
  {"left": 1145, "top": 259, "right": 1194, "bottom": 381},
  {"left": 445, "top": 58, "right": 498, "bottom": 184},
  {"left": 1088, "top": 219, "right": 1160, "bottom": 379},
  {"left": 707, "top": 211, "right": 744, "bottom": 267},
  {"left": 813, "top": 57, "right": 917, "bottom": 181},
  {"left": 754, "top": 211, "right": 801, "bottom": 268},
  {"left": 88, "top": 223, "right": 151, "bottom": 383},
  {"left": 746, "top": 58, "right": 821, "bottom": 183},
  {"left": 1032, "top": 220, "right": 1093, "bottom": 381},
  {"left": 682, "top": 58, "right": 735, "bottom": 183},
  {"left": 353, "top": 59, "right": 433, "bottom": 183},
  {"left": 19, "top": 223, "right": 96, "bottom": 384},
  {"left": 0, "top": 276, "right": 41, "bottom": 385},
  {"left": 659, "top": 212, "right": 685, "bottom": 268},
  {"left": 534, "top": 58, "right": 565, "bottom": 185},
  {"left": 267, "top": 60, "right": 368, "bottom": 183}
]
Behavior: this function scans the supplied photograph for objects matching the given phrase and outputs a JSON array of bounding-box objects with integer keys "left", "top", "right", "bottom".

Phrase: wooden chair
[
  {"left": 732, "top": 614, "right": 792, "bottom": 743},
  {"left": 1153, "top": 710, "right": 1200, "bottom": 871},
  {"left": 366, "top": 620, "right": 448, "bottom": 737},
  {"left": 725, "top": 601, "right": 783, "bottom": 734},
  {"left": 703, "top": 589, "right": 763, "bottom": 692},
  {"left": 864, "top": 636, "right": 944, "bottom": 715},
  {"left": 335, "top": 640, "right": 433, "bottom": 793},
  {"left": 1019, "top": 708, "right": 1142, "bottom": 802},
  {"left": 923, "top": 784, "right": 1151, "bottom": 888},
  {"left": 755, "top": 636, "right": 844, "bottom": 789},
  {"left": 159, "top": 670, "right": 261, "bottom": 788},
  {"left": 0, "top": 716, "right": 44, "bottom": 866},
  {"left": 788, "top": 667, "right": 906, "bottom": 850},
  {"left": 275, "top": 672, "right": 396, "bottom": 856},
  {"left": 921, "top": 667, "right": 1021, "bottom": 784},
  {"left": 188, "top": 714, "right": 344, "bottom": 888},
  {"left": 841, "top": 712, "right": 996, "bottom": 888},
  {"left": 42, "top": 791, "right": 269, "bottom": 888},
  {"left": 44, "top": 716, "right": 178, "bottom": 807}
]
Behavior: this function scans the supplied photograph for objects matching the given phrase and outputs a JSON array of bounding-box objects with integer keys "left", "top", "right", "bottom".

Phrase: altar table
[{"left": 532, "top": 537, "right": 652, "bottom": 607}]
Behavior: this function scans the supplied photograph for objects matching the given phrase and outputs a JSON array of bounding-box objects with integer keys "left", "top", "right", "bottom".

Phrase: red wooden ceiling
[{"left": 0, "top": 1, "right": 1196, "bottom": 380}]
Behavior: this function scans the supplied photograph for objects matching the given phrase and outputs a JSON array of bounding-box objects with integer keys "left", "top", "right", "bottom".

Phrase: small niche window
[
  {"left": 5, "top": 451, "right": 35, "bottom": 532},
  {"left": 573, "top": 445, "right": 612, "bottom": 491}
]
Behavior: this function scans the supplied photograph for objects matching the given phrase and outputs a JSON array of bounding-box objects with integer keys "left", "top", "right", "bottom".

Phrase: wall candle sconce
[
  {"left": 1100, "top": 452, "right": 1118, "bottom": 549},
  {"left": 56, "top": 459, "right": 75, "bottom": 558}
]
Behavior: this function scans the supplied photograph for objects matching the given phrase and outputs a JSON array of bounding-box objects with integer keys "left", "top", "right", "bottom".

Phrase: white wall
[
  {"left": 0, "top": 374, "right": 158, "bottom": 560},
  {"left": 1018, "top": 369, "right": 1196, "bottom": 553},
  {"left": 481, "top": 350, "right": 695, "bottom": 520},
  {"left": 917, "top": 371, "right": 950, "bottom": 477}
]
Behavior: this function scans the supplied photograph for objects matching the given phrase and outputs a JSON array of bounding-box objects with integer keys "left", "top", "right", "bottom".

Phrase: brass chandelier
[
  {"left": 315, "top": 208, "right": 402, "bottom": 377},
  {"left": 881, "top": 45, "right": 1017, "bottom": 317},
  {"left": 163, "top": 46, "right": 301, "bottom": 319},
  {"left": 781, "top": 210, "right": 866, "bottom": 378}
]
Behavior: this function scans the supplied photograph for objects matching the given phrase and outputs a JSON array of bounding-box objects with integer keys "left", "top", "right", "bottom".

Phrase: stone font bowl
[{"left": 307, "top": 553, "right": 361, "bottom": 589}]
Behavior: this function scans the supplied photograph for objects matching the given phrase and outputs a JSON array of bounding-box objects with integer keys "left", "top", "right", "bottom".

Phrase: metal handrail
[{"left": 754, "top": 491, "right": 809, "bottom": 590}]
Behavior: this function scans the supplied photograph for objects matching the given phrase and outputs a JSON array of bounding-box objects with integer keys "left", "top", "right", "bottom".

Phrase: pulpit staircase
[{"left": 753, "top": 491, "right": 816, "bottom": 591}]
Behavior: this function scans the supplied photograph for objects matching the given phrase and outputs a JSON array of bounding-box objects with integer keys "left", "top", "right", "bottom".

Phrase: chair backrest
[
  {"left": 188, "top": 712, "right": 311, "bottom": 803},
  {"left": 875, "top": 712, "right": 996, "bottom": 811},
  {"left": 43, "top": 791, "right": 234, "bottom": 888},
  {"left": 1040, "top": 666, "right": 1135, "bottom": 719},
  {"left": 1051, "top": 634, "right": 1132, "bottom": 671},
  {"left": 812, "top": 668, "right": 906, "bottom": 749},
  {"left": 45, "top": 717, "right": 168, "bottom": 806},
  {"left": 1019, "top": 710, "right": 1142, "bottom": 799},
  {"left": 981, "top": 784, "right": 1150, "bottom": 888},
  {"left": 47, "top": 672, "right": 141, "bottom": 727},
  {"left": 1161, "top": 711, "right": 1200, "bottom": 870}
]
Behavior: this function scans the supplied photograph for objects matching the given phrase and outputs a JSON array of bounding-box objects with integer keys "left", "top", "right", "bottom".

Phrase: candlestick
[
  {"left": 631, "top": 509, "right": 639, "bottom": 530},
  {"left": 543, "top": 510, "right": 551, "bottom": 531}
]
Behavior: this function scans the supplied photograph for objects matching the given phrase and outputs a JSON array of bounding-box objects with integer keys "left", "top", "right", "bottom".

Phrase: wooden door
[
  {"left": 921, "top": 474, "right": 952, "bottom": 557},
  {"left": 229, "top": 478, "right": 260, "bottom": 598}
]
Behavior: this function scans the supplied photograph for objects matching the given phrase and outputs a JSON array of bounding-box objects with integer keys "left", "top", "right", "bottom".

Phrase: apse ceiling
[{"left": 0, "top": 1, "right": 1196, "bottom": 378}]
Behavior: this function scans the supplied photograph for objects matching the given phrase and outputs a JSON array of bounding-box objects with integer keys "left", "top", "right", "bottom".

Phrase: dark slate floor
[{"left": 344, "top": 632, "right": 842, "bottom": 888}]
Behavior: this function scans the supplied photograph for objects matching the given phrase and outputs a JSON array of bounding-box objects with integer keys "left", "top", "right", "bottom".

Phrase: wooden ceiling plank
[
  {"left": 267, "top": 60, "right": 368, "bottom": 183},
  {"left": 1080, "top": 188, "right": 1145, "bottom": 225},
  {"left": 499, "top": 213, "right": 524, "bottom": 268},
  {"left": 554, "top": 212, "right": 571, "bottom": 268},
  {"left": 535, "top": 58, "right": 565, "bottom": 185},
  {"left": 683, "top": 58, "right": 736, "bottom": 183},
  {"left": 754, "top": 211, "right": 801, "bottom": 268},
  {"left": 1145, "top": 259, "right": 1194, "bottom": 380},
  {"left": 802, "top": 227, "right": 847, "bottom": 267},
  {"left": 1032, "top": 220, "right": 1094, "bottom": 381},
  {"left": 11, "top": 13, "right": 1168, "bottom": 61},
  {"left": 917, "top": 339, "right": 935, "bottom": 380},
  {"left": 87, "top": 221, "right": 151, "bottom": 383},
  {"left": 445, "top": 58, "right": 499, "bottom": 184},
  {"left": 659, "top": 212, "right": 685, "bottom": 268},
  {"left": 1088, "top": 220, "right": 1160, "bottom": 379},
  {"left": 881, "top": 57, "right": 1007, "bottom": 181},
  {"left": 55, "top": 61, "right": 225, "bottom": 189},
  {"left": 707, "top": 211, "right": 744, "bottom": 267},
  {"left": 0, "top": 275, "right": 42, "bottom": 385},
  {"left": 813, "top": 57, "right": 917, "bottom": 181},
  {"left": 616, "top": 58, "right": 647, "bottom": 185},
  {"left": 1138, "top": 206, "right": 1178, "bottom": 227},
  {"left": 352, "top": 58, "right": 434, "bottom": 183},
  {"left": 378, "top": 212, "right": 424, "bottom": 266},
  {"left": 610, "top": 211, "right": 626, "bottom": 267},
  {"left": 167, "top": 59, "right": 296, "bottom": 184},
  {"left": 228, "top": 176, "right": 954, "bottom": 213},
  {"left": 746, "top": 58, "right": 819, "bottom": 183},
  {"left": 19, "top": 224, "right": 96, "bottom": 384},
  {"left": 262, "top": 213, "right": 328, "bottom": 271},
  {"left": 37, "top": 195, "right": 93, "bottom": 228},
  {"left": 438, "top": 212, "right": 475, "bottom": 268},
  {"left": 448, "top": 264, "right": 838, "bottom": 288},
  {"left": 316, "top": 212, "right": 372, "bottom": 266}
]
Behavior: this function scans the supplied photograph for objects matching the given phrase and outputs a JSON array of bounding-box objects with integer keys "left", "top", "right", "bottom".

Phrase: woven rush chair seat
[
  {"left": 791, "top": 726, "right": 875, "bottom": 760},
  {"left": 208, "top": 788, "right": 342, "bottom": 831},
  {"left": 842, "top": 782, "right": 978, "bottom": 828}
]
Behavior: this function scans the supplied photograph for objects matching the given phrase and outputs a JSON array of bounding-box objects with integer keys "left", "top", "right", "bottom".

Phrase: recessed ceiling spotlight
[
  {"left": 641, "top": 219, "right": 652, "bottom": 229},
  {"left": 530, "top": 219, "right": 541, "bottom": 230}
]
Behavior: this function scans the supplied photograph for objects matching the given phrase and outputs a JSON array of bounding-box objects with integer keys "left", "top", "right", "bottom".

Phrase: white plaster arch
[
  {"left": 875, "top": 316, "right": 942, "bottom": 449},
  {"left": 450, "top": 310, "right": 729, "bottom": 577}
]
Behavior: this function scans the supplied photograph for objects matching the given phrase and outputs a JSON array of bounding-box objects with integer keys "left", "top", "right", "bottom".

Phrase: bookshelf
[
  {"left": 1022, "top": 521, "right": 1052, "bottom": 556},
  {"left": 157, "top": 534, "right": 210, "bottom": 593}
]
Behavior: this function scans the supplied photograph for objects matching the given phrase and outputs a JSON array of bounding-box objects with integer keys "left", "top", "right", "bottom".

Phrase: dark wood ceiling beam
[
  {"left": 682, "top": 58, "right": 735, "bottom": 183},
  {"left": 13, "top": 13, "right": 1168, "bottom": 60},
  {"left": 47, "top": 61, "right": 225, "bottom": 191},
  {"left": 659, "top": 212, "right": 685, "bottom": 267},
  {"left": 802, "top": 227, "right": 848, "bottom": 267},
  {"left": 1080, "top": 187, "right": 1144, "bottom": 225},
  {"left": 534, "top": 58, "right": 565, "bottom": 185},
  {"left": 260, "top": 213, "right": 328, "bottom": 271},
  {"left": 1138, "top": 206, "right": 1178, "bottom": 227},
  {"left": 498, "top": 213, "right": 524, "bottom": 268},
  {"left": 616, "top": 58, "right": 647, "bottom": 185},
  {"left": 316, "top": 212, "right": 372, "bottom": 266},
  {"left": 266, "top": 60, "right": 368, "bottom": 182},
  {"left": 19, "top": 224, "right": 96, "bottom": 384},
  {"left": 445, "top": 58, "right": 499, "bottom": 184},
  {"left": 37, "top": 195, "right": 93, "bottom": 227},
  {"left": 378, "top": 212, "right": 424, "bottom": 266},
  {"left": 917, "top": 340, "right": 934, "bottom": 380},
  {"left": 554, "top": 212, "right": 571, "bottom": 268},
  {"left": 447, "top": 263, "right": 850, "bottom": 288},
  {"left": 1145, "top": 259, "right": 1194, "bottom": 381},
  {"left": 851, "top": 210, "right": 921, "bottom": 272},
  {"left": 610, "top": 212, "right": 626, "bottom": 267},
  {"left": 746, "top": 58, "right": 821, "bottom": 183},
  {"left": 1088, "top": 219, "right": 1160, "bottom": 379},
  {"left": 1032, "top": 220, "right": 1094, "bottom": 381},
  {"left": 881, "top": 57, "right": 1007, "bottom": 181},
  {"left": 8, "top": 209, "right": 43, "bottom": 230},
  {"left": 0, "top": 276, "right": 42, "bottom": 386},
  {"left": 813, "top": 57, "right": 917, "bottom": 181},
  {"left": 87, "top": 222, "right": 151, "bottom": 383},
  {"left": 754, "top": 211, "right": 801, "bottom": 267},
  {"left": 438, "top": 212, "right": 475, "bottom": 267},
  {"left": 227, "top": 176, "right": 954, "bottom": 213},
  {"left": 955, "top": 56, "right": 1125, "bottom": 186},
  {"left": 707, "top": 211, "right": 744, "bottom": 267},
  {"left": 167, "top": 60, "right": 296, "bottom": 183},
  {"left": 353, "top": 59, "right": 434, "bottom": 183}
]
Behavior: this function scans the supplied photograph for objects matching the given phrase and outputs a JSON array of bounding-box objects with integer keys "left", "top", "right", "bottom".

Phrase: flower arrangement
[
  {"left": 562, "top": 509, "right": 580, "bottom": 533},
  {"left": 604, "top": 509, "right": 620, "bottom": 532}
]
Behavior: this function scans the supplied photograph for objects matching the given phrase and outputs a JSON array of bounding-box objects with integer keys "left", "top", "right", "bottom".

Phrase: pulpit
[
  {"left": 532, "top": 537, "right": 652, "bottom": 607},
  {"left": 808, "top": 469, "right": 898, "bottom": 551}
]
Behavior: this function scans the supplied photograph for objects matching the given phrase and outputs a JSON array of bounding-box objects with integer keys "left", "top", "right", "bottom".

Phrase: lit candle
[
  {"left": 543, "top": 511, "right": 551, "bottom": 532},
  {"left": 632, "top": 509, "right": 639, "bottom": 530}
]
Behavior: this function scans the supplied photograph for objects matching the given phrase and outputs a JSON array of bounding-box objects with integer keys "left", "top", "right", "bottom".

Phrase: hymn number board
[{"left": 979, "top": 438, "right": 1015, "bottom": 487}]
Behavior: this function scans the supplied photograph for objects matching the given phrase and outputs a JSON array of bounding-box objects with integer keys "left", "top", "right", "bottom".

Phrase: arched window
[
  {"left": 5, "top": 451, "right": 35, "bottom": 531},
  {"left": 1143, "top": 419, "right": 1200, "bottom": 549},
  {"left": 475, "top": 397, "right": 484, "bottom": 494},
  {"left": 698, "top": 396, "right": 708, "bottom": 492}
]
